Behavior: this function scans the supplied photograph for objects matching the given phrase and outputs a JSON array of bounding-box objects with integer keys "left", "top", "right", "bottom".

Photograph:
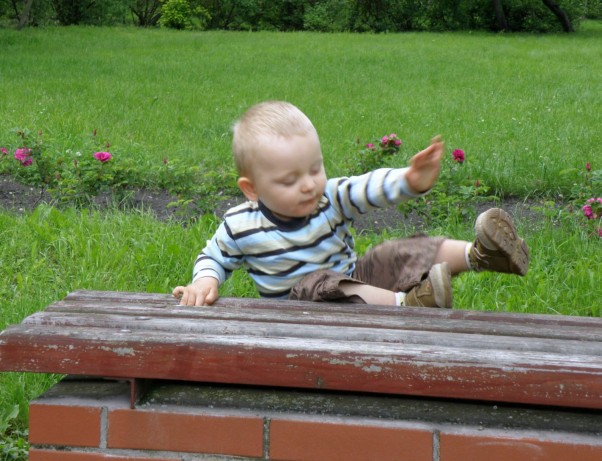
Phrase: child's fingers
[
  {"left": 413, "top": 144, "right": 439, "bottom": 165},
  {"left": 203, "top": 289, "right": 219, "bottom": 306}
]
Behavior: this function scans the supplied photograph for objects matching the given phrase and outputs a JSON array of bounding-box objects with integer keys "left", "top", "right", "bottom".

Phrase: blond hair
[{"left": 232, "top": 101, "right": 317, "bottom": 176}]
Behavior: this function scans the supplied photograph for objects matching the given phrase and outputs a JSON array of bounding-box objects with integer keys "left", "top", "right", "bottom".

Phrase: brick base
[{"left": 29, "top": 377, "right": 602, "bottom": 461}]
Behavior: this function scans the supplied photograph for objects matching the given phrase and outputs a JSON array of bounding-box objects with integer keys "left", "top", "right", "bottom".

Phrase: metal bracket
[{"left": 126, "top": 378, "right": 154, "bottom": 409}]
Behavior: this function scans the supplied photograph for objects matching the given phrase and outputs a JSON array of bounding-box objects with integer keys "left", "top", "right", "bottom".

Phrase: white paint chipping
[{"left": 100, "top": 346, "right": 135, "bottom": 357}]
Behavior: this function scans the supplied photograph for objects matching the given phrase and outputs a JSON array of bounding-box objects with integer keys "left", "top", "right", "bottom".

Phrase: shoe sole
[
  {"left": 475, "top": 208, "right": 529, "bottom": 276},
  {"left": 429, "top": 262, "right": 453, "bottom": 308}
]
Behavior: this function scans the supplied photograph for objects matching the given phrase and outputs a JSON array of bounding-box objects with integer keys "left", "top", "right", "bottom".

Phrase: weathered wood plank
[
  {"left": 43, "top": 300, "right": 602, "bottom": 342},
  {"left": 63, "top": 290, "right": 602, "bottom": 328},
  {"left": 18, "top": 311, "right": 602, "bottom": 356},
  {"left": 1, "top": 324, "right": 601, "bottom": 409}
]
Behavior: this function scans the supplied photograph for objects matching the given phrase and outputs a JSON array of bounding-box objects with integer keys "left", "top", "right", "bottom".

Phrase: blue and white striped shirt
[{"left": 193, "top": 168, "right": 421, "bottom": 298}]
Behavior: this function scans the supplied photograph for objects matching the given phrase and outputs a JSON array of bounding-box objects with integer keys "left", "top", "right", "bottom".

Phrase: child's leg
[
  {"left": 433, "top": 239, "right": 471, "bottom": 275},
  {"left": 351, "top": 236, "right": 452, "bottom": 308},
  {"left": 434, "top": 208, "right": 529, "bottom": 276},
  {"left": 339, "top": 282, "right": 396, "bottom": 305},
  {"left": 341, "top": 263, "right": 452, "bottom": 308},
  {"left": 289, "top": 266, "right": 452, "bottom": 308}
]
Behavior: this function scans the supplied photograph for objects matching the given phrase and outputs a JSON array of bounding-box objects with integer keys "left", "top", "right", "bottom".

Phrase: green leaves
[{"left": 0, "top": 405, "right": 28, "bottom": 461}]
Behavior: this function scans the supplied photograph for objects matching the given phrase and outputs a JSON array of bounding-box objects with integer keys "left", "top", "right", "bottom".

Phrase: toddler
[{"left": 173, "top": 101, "right": 529, "bottom": 308}]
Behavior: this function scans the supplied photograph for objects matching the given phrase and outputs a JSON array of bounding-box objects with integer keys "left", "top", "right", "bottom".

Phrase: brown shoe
[
  {"left": 470, "top": 208, "right": 529, "bottom": 276},
  {"left": 404, "top": 263, "right": 452, "bottom": 308}
]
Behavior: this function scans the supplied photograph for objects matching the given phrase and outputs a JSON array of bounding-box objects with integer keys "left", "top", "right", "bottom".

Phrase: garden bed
[{"left": 0, "top": 174, "right": 546, "bottom": 232}]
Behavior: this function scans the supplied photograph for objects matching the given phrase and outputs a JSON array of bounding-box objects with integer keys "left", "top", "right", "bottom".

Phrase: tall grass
[
  {"left": 1, "top": 203, "right": 601, "bottom": 430},
  {"left": 1, "top": 23, "right": 601, "bottom": 196}
]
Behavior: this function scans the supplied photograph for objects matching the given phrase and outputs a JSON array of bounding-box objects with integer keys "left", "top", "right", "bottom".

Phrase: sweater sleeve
[
  {"left": 329, "top": 168, "right": 428, "bottom": 220},
  {"left": 192, "top": 221, "right": 244, "bottom": 285}
]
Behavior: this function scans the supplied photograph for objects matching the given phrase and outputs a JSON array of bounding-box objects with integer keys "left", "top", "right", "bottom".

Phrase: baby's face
[{"left": 248, "top": 132, "right": 327, "bottom": 220}]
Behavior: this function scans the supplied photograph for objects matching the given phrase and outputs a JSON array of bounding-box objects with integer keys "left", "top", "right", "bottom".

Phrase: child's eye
[
  {"left": 279, "top": 176, "right": 296, "bottom": 186},
  {"left": 310, "top": 162, "right": 323, "bottom": 175}
]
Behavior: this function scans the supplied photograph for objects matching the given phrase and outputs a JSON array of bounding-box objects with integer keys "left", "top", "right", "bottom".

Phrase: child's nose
[{"left": 300, "top": 175, "right": 316, "bottom": 192}]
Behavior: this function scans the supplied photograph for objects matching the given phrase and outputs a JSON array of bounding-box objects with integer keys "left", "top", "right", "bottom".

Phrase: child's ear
[{"left": 237, "top": 177, "right": 258, "bottom": 201}]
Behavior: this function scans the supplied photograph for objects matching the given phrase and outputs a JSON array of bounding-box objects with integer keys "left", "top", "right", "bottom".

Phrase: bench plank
[
  {"left": 1, "top": 290, "right": 602, "bottom": 410},
  {"left": 46, "top": 297, "right": 602, "bottom": 342},
  {"left": 18, "top": 311, "right": 602, "bottom": 355},
  {"left": 64, "top": 290, "right": 602, "bottom": 329}
]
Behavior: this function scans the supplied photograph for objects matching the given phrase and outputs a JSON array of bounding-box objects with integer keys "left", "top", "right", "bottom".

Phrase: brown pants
[{"left": 289, "top": 235, "right": 445, "bottom": 303}]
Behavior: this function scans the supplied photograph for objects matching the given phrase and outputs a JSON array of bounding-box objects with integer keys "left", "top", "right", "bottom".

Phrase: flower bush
[
  {"left": 3, "top": 129, "right": 125, "bottom": 205},
  {"left": 562, "top": 161, "right": 602, "bottom": 239},
  {"left": 349, "top": 134, "right": 495, "bottom": 226},
  {"left": 566, "top": 161, "right": 601, "bottom": 202},
  {"left": 399, "top": 146, "right": 495, "bottom": 225},
  {"left": 581, "top": 197, "right": 602, "bottom": 238},
  {"left": 1, "top": 127, "right": 239, "bottom": 214},
  {"left": 352, "top": 133, "right": 402, "bottom": 175}
]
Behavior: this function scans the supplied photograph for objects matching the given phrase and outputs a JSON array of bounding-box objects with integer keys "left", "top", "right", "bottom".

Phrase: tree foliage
[
  {"left": 130, "top": 0, "right": 162, "bottom": 26},
  {"left": 0, "top": 0, "right": 589, "bottom": 31}
]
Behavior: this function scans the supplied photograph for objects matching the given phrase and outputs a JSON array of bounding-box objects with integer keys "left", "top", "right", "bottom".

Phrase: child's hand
[
  {"left": 172, "top": 277, "right": 220, "bottom": 306},
  {"left": 405, "top": 136, "right": 444, "bottom": 193}
]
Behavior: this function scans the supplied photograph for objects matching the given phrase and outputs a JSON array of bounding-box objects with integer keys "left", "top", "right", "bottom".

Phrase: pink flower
[
  {"left": 583, "top": 198, "right": 602, "bottom": 220},
  {"left": 14, "top": 147, "right": 31, "bottom": 161},
  {"left": 14, "top": 147, "right": 32, "bottom": 166},
  {"left": 1, "top": 147, "right": 7, "bottom": 155},
  {"left": 379, "top": 133, "right": 402, "bottom": 149},
  {"left": 93, "top": 151, "right": 112, "bottom": 163},
  {"left": 586, "top": 162, "right": 591, "bottom": 172},
  {"left": 583, "top": 204, "right": 594, "bottom": 219},
  {"left": 365, "top": 143, "right": 375, "bottom": 149},
  {"left": 452, "top": 149, "right": 465, "bottom": 163}
]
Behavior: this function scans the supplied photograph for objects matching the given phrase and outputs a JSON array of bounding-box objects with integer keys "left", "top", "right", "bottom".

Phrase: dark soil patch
[{"left": 0, "top": 174, "right": 543, "bottom": 232}]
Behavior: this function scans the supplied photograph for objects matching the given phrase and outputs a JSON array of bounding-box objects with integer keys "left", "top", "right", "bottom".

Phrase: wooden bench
[{"left": 1, "top": 289, "right": 602, "bottom": 410}]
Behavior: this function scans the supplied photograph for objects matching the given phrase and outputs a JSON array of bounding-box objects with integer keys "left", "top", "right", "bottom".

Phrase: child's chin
[{"left": 277, "top": 209, "right": 312, "bottom": 220}]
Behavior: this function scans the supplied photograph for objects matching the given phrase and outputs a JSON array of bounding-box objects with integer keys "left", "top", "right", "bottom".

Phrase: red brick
[
  {"left": 108, "top": 408, "right": 263, "bottom": 457},
  {"left": 440, "top": 431, "right": 602, "bottom": 461},
  {"left": 29, "top": 403, "right": 101, "bottom": 447},
  {"left": 270, "top": 417, "right": 433, "bottom": 461},
  {"left": 29, "top": 449, "right": 178, "bottom": 461}
]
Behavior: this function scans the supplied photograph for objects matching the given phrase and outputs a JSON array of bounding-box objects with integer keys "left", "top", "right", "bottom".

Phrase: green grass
[
  {"left": 1, "top": 23, "right": 602, "bottom": 442},
  {"left": 1, "top": 203, "right": 601, "bottom": 434},
  {"left": 0, "top": 206, "right": 256, "bottom": 430},
  {"left": 1, "top": 23, "right": 601, "bottom": 196}
]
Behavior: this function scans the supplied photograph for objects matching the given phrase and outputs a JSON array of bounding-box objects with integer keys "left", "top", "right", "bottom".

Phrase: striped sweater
[{"left": 193, "top": 167, "right": 422, "bottom": 298}]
